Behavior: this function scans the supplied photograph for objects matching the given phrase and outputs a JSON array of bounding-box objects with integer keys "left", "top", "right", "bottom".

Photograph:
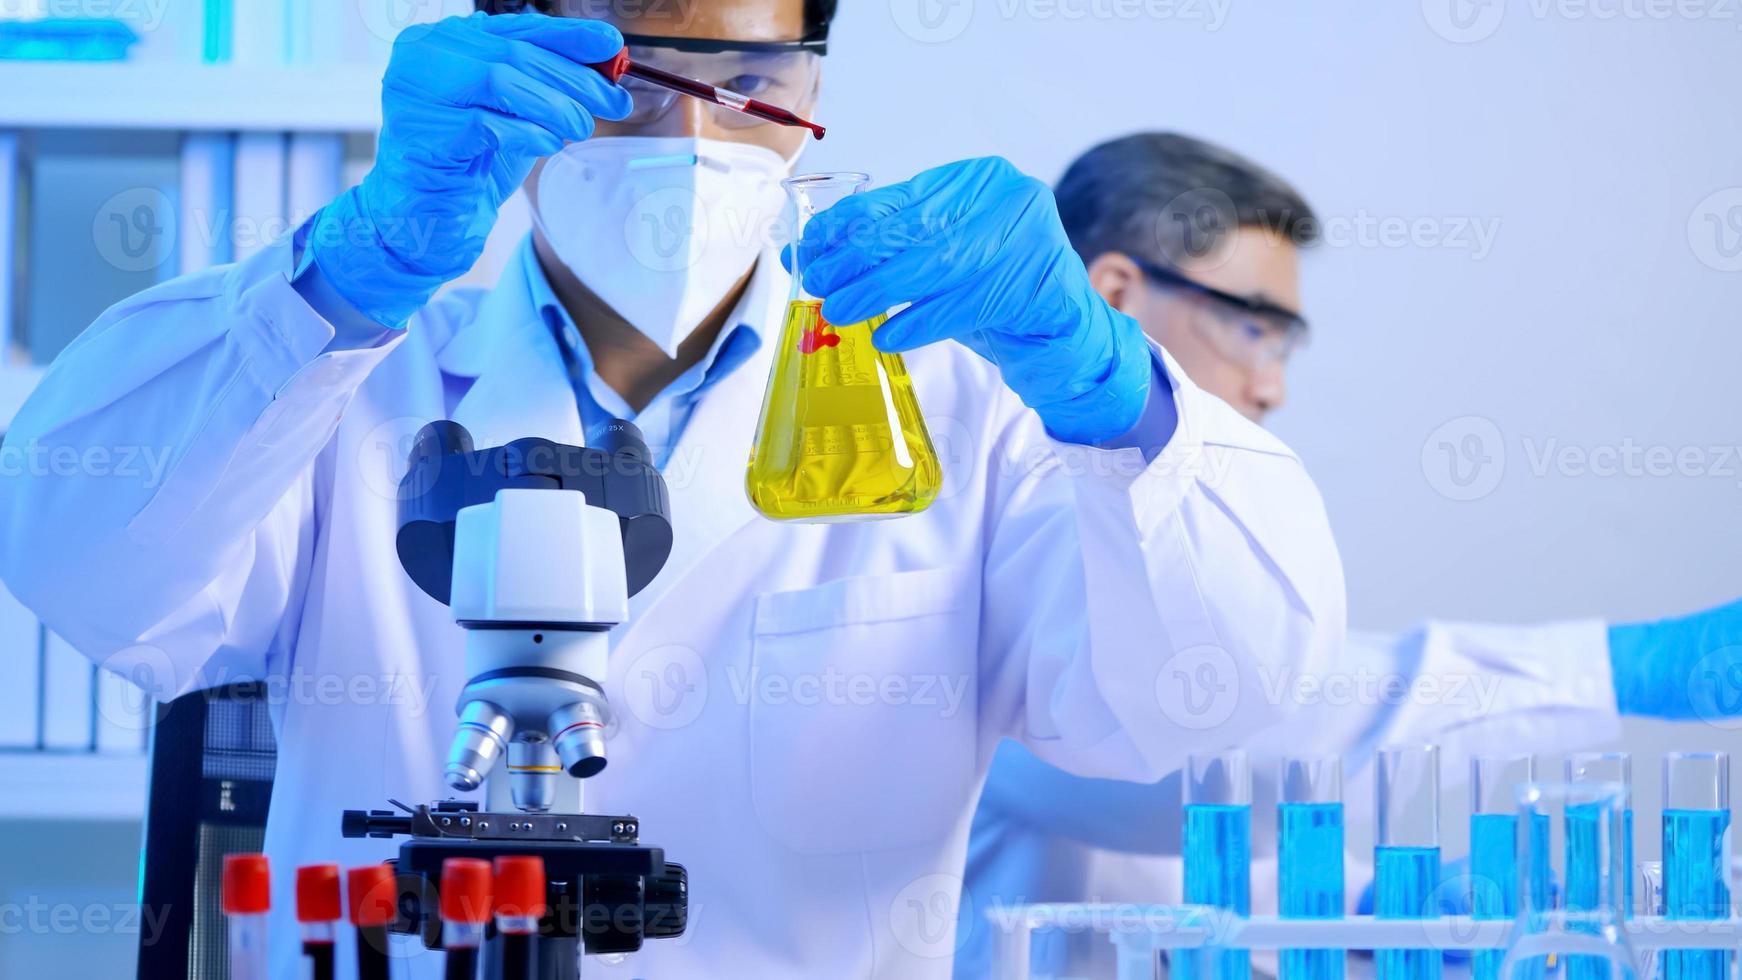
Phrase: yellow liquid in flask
[{"left": 746, "top": 300, "right": 942, "bottom": 522}]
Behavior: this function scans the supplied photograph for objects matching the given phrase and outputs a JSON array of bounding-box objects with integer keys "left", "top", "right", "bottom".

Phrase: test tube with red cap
[
  {"left": 441, "top": 858, "right": 492, "bottom": 980},
  {"left": 297, "top": 864, "right": 342, "bottom": 980},
  {"left": 493, "top": 856, "right": 547, "bottom": 980},
  {"left": 221, "top": 854, "right": 271, "bottom": 980},
  {"left": 347, "top": 864, "right": 398, "bottom": 980}
]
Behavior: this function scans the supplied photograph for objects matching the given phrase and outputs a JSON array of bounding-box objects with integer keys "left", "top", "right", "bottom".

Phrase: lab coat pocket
[{"left": 749, "top": 565, "right": 980, "bottom": 854}]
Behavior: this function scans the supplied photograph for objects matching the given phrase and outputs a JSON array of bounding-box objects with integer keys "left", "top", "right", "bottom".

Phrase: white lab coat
[
  {"left": 0, "top": 232, "right": 1345, "bottom": 979},
  {"left": 959, "top": 622, "right": 1623, "bottom": 979}
]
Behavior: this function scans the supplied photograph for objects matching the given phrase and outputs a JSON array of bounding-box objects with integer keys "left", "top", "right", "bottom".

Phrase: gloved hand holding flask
[{"left": 788, "top": 156, "right": 1157, "bottom": 446}]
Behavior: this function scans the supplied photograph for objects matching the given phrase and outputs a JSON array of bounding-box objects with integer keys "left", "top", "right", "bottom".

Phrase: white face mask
[{"left": 533, "top": 136, "right": 796, "bottom": 357}]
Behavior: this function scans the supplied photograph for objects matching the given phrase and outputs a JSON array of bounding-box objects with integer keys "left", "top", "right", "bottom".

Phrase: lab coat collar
[
  {"left": 442, "top": 239, "right": 789, "bottom": 602},
  {"left": 638, "top": 251, "right": 787, "bottom": 603}
]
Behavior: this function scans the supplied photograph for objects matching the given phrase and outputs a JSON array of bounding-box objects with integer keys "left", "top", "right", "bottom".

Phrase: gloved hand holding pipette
[
  {"left": 787, "top": 156, "right": 1161, "bottom": 446},
  {"left": 305, "top": 13, "right": 632, "bottom": 328}
]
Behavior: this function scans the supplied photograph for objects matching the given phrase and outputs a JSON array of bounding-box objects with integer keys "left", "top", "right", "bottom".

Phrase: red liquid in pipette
[{"left": 588, "top": 49, "right": 826, "bottom": 139}]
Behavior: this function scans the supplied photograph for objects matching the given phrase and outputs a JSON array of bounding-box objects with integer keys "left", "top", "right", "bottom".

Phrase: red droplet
[{"left": 798, "top": 324, "right": 838, "bottom": 355}]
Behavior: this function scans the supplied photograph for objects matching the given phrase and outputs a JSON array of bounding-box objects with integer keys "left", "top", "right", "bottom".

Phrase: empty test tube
[{"left": 1567, "top": 753, "right": 1633, "bottom": 980}]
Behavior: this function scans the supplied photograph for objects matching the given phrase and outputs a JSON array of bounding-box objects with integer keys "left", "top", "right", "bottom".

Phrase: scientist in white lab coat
[
  {"left": 955, "top": 132, "right": 1742, "bottom": 978},
  {"left": 0, "top": 6, "right": 1348, "bottom": 980}
]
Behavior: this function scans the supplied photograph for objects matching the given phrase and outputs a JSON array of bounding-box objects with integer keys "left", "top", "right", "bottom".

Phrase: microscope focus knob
[{"left": 645, "top": 862, "right": 688, "bottom": 940}]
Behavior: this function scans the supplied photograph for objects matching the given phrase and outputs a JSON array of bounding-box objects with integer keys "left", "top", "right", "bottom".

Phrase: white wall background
[
  {"left": 794, "top": 0, "right": 1742, "bottom": 850},
  {"left": 808, "top": 0, "right": 1741, "bottom": 628}
]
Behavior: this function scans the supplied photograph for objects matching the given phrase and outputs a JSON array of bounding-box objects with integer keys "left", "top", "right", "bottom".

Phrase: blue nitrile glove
[
  {"left": 1608, "top": 597, "right": 1742, "bottom": 719},
  {"left": 787, "top": 157, "right": 1154, "bottom": 445},
  {"left": 305, "top": 13, "right": 631, "bottom": 327}
]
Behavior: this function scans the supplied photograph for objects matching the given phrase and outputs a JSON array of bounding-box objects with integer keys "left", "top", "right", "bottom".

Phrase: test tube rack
[{"left": 990, "top": 906, "right": 1742, "bottom": 980}]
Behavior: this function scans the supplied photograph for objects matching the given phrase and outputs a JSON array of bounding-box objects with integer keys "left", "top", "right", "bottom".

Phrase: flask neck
[{"left": 783, "top": 172, "right": 871, "bottom": 305}]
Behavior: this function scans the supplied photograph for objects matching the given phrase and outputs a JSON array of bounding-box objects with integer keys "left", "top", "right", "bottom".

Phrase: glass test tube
[
  {"left": 1661, "top": 752, "right": 1731, "bottom": 980},
  {"left": 1279, "top": 755, "right": 1344, "bottom": 980},
  {"left": 1471, "top": 756, "right": 1540, "bottom": 980},
  {"left": 1639, "top": 861, "right": 1665, "bottom": 980},
  {"left": 1376, "top": 745, "right": 1442, "bottom": 980},
  {"left": 348, "top": 864, "right": 396, "bottom": 980},
  {"left": 1567, "top": 753, "right": 1633, "bottom": 980},
  {"left": 442, "top": 858, "right": 491, "bottom": 980},
  {"left": 1180, "top": 749, "right": 1253, "bottom": 980},
  {"left": 222, "top": 854, "right": 271, "bottom": 980},
  {"left": 494, "top": 856, "right": 546, "bottom": 980},
  {"left": 1512, "top": 780, "right": 1628, "bottom": 980},
  {"left": 296, "top": 864, "right": 342, "bottom": 980}
]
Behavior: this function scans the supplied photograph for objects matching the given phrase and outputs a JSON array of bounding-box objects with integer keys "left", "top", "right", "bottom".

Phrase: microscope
[{"left": 343, "top": 419, "right": 687, "bottom": 978}]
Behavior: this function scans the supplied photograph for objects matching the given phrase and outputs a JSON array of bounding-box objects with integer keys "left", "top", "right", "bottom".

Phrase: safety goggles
[
  {"left": 617, "top": 33, "right": 822, "bottom": 130},
  {"left": 1134, "top": 256, "right": 1309, "bottom": 369}
]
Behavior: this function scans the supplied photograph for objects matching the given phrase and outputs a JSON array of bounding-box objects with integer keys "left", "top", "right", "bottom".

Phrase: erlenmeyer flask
[{"left": 745, "top": 172, "right": 942, "bottom": 523}]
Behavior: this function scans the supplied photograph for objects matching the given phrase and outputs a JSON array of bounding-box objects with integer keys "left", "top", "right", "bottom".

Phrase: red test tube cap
[
  {"left": 585, "top": 47, "right": 632, "bottom": 83},
  {"left": 347, "top": 864, "right": 398, "bottom": 927},
  {"left": 296, "top": 864, "right": 342, "bottom": 923},
  {"left": 222, "top": 854, "right": 271, "bottom": 915},
  {"left": 492, "top": 856, "right": 547, "bottom": 919},
  {"left": 441, "top": 858, "right": 494, "bottom": 925}
]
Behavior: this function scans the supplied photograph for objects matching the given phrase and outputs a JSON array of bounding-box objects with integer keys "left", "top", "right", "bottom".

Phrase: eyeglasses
[
  {"left": 1133, "top": 256, "right": 1309, "bottom": 369},
  {"left": 616, "top": 33, "right": 822, "bottom": 130}
]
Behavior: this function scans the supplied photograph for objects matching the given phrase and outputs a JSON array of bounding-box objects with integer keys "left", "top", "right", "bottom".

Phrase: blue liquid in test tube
[
  {"left": 1180, "top": 750, "right": 1252, "bottom": 980},
  {"left": 1566, "top": 753, "right": 1633, "bottom": 980},
  {"left": 1279, "top": 756, "right": 1344, "bottom": 980},
  {"left": 1471, "top": 755, "right": 1543, "bottom": 980},
  {"left": 1662, "top": 752, "right": 1731, "bottom": 980},
  {"left": 1376, "top": 745, "right": 1442, "bottom": 980}
]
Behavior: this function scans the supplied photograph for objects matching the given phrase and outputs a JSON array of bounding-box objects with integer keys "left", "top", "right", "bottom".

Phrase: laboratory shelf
[
  {"left": 0, "top": 751, "right": 146, "bottom": 820},
  {"left": 0, "top": 61, "right": 384, "bottom": 132}
]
